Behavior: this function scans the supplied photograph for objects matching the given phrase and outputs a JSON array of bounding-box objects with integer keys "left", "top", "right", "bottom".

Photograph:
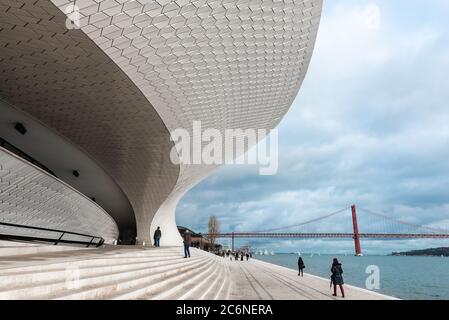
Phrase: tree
[{"left": 208, "top": 214, "right": 220, "bottom": 247}]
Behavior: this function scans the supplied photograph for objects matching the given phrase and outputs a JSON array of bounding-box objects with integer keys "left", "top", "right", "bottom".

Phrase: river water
[{"left": 253, "top": 253, "right": 449, "bottom": 300}]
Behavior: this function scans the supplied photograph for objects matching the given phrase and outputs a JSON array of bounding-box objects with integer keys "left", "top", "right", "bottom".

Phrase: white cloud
[{"left": 314, "top": 3, "right": 388, "bottom": 76}]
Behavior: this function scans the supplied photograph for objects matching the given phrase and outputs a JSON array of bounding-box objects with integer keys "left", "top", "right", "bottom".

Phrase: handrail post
[
  {"left": 54, "top": 232, "right": 65, "bottom": 245},
  {"left": 87, "top": 236, "right": 95, "bottom": 248},
  {"left": 96, "top": 237, "right": 104, "bottom": 247}
]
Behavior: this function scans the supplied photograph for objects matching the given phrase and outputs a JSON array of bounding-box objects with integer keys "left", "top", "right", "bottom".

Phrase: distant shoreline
[{"left": 390, "top": 246, "right": 449, "bottom": 257}]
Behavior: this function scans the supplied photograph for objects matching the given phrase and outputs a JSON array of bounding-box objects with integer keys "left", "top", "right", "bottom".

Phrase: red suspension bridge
[{"left": 205, "top": 205, "right": 449, "bottom": 255}]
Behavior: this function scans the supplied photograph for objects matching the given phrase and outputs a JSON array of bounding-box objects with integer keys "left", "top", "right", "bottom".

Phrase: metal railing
[{"left": 0, "top": 221, "right": 105, "bottom": 247}]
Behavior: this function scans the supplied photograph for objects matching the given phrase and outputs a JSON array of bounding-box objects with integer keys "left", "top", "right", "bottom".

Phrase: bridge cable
[
  {"left": 251, "top": 206, "right": 351, "bottom": 233},
  {"left": 358, "top": 207, "right": 449, "bottom": 234}
]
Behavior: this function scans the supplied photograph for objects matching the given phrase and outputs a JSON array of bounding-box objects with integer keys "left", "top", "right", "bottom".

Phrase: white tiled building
[{"left": 0, "top": 0, "right": 322, "bottom": 245}]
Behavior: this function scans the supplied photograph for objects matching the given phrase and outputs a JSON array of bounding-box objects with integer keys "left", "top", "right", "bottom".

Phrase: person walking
[
  {"left": 153, "top": 226, "right": 161, "bottom": 247},
  {"left": 330, "top": 258, "right": 345, "bottom": 298},
  {"left": 245, "top": 252, "right": 249, "bottom": 261},
  {"left": 297, "top": 256, "right": 305, "bottom": 277},
  {"left": 183, "top": 229, "right": 191, "bottom": 258}
]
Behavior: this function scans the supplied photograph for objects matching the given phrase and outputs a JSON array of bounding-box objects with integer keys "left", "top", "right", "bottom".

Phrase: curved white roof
[{"left": 0, "top": 0, "right": 322, "bottom": 244}]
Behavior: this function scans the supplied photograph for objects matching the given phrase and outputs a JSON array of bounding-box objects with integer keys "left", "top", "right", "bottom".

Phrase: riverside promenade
[
  {"left": 0, "top": 243, "right": 395, "bottom": 300},
  {"left": 229, "top": 258, "right": 394, "bottom": 300}
]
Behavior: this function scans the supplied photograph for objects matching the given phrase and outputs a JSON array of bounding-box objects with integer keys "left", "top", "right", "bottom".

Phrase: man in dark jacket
[
  {"left": 297, "top": 256, "right": 305, "bottom": 277},
  {"left": 183, "top": 230, "right": 191, "bottom": 258},
  {"left": 153, "top": 226, "right": 161, "bottom": 247}
]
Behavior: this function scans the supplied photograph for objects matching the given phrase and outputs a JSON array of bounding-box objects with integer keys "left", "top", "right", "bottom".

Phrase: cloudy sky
[{"left": 176, "top": 0, "right": 449, "bottom": 254}]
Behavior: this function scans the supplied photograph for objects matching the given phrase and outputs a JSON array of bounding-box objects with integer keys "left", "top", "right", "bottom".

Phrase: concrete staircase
[
  {"left": 0, "top": 243, "right": 394, "bottom": 300},
  {"left": 0, "top": 245, "right": 232, "bottom": 300}
]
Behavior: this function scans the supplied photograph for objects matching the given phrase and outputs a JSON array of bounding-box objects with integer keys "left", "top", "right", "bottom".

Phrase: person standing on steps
[
  {"left": 330, "top": 258, "right": 345, "bottom": 298},
  {"left": 153, "top": 226, "right": 161, "bottom": 247},
  {"left": 297, "top": 256, "right": 305, "bottom": 277},
  {"left": 183, "top": 229, "right": 191, "bottom": 258}
]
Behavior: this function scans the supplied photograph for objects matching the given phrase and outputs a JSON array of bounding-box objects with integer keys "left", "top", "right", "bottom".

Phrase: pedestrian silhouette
[
  {"left": 183, "top": 230, "right": 191, "bottom": 258},
  {"left": 153, "top": 226, "right": 161, "bottom": 247},
  {"left": 331, "top": 258, "right": 345, "bottom": 298},
  {"left": 297, "top": 256, "right": 305, "bottom": 277}
]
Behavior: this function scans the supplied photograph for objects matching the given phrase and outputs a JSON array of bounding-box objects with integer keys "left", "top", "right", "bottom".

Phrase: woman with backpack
[{"left": 330, "top": 258, "right": 345, "bottom": 298}]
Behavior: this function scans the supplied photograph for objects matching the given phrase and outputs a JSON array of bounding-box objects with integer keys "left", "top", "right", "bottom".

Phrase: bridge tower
[{"left": 351, "top": 205, "right": 363, "bottom": 256}]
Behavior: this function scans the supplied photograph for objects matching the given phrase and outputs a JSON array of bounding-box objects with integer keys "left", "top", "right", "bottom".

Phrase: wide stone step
[
  {"left": 214, "top": 260, "right": 233, "bottom": 300},
  {"left": 0, "top": 245, "right": 236, "bottom": 300},
  {"left": 200, "top": 259, "right": 229, "bottom": 300},
  {"left": 0, "top": 247, "right": 186, "bottom": 271},
  {"left": 175, "top": 257, "right": 224, "bottom": 300},
  {"left": 0, "top": 251, "right": 185, "bottom": 273},
  {"left": 0, "top": 255, "right": 196, "bottom": 289},
  {"left": 0, "top": 255, "right": 206, "bottom": 299},
  {"left": 131, "top": 258, "right": 217, "bottom": 300},
  {"left": 62, "top": 257, "right": 212, "bottom": 300},
  {"left": 108, "top": 256, "right": 216, "bottom": 300}
]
